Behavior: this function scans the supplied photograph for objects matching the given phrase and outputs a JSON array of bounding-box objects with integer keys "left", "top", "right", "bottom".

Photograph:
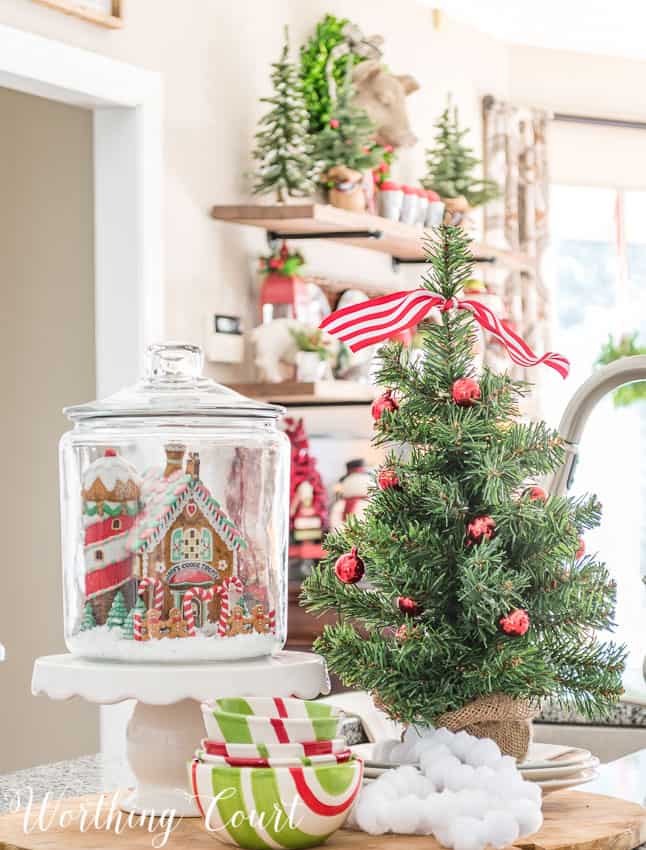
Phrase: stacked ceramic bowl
[{"left": 191, "top": 697, "right": 363, "bottom": 849}]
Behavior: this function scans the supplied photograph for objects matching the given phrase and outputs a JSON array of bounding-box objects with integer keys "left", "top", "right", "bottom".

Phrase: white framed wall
[
  {"left": 0, "top": 23, "right": 164, "bottom": 395},
  {"left": 0, "top": 23, "right": 163, "bottom": 765}
]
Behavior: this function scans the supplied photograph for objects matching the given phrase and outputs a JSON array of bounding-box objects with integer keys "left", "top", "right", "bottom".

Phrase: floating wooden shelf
[
  {"left": 228, "top": 380, "right": 377, "bottom": 406},
  {"left": 211, "top": 203, "right": 535, "bottom": 272}
]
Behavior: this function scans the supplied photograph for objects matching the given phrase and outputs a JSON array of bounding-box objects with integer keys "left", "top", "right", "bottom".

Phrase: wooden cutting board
[{"left": 0, "top": 790, "right": 645, "bottom": 850}]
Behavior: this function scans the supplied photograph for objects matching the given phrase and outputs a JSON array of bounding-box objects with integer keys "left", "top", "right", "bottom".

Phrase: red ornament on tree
[
  {"left": 576, "top": 538, "right": 585, "bottom": 559},
  {"left": 371, "top": 390, "right": 399, "bottom": 421},
  {"left": 528, "top": 486, "right": 548, "bottom": 502},
  {"left": 378, "top": 467, "right": 399, "bottom": 490},
  {"left": 397, "top": 596, "right": 420, "bottom": 616},
  {"left": 329, "top": 118, "right": 340, "bottom": 128},
  {"left": 500, "top": 608, "right": 530, "bottom": 636},
  {"left": 451, "top": 377, "right": 481, "bottom": 406},
  {"left": 466, "top": 515, "right": 496, "bottom": 546},
  {"left": 334, "top": 547, "right": 365, "bottom": 584}
]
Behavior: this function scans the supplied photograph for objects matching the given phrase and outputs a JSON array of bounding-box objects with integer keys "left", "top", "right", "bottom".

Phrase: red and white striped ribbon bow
[{"left": 320, "top": 290, "right": 570, "bottom": 379}]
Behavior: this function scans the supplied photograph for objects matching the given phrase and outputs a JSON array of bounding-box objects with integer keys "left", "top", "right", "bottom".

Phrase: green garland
[{"left": 300, "top": 13, "right": 365, "bottom": 135}]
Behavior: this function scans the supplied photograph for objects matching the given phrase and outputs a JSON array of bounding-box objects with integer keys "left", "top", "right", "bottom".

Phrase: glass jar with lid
[{"left": 59, "top": 343, "right": 289, "bottom": 662}]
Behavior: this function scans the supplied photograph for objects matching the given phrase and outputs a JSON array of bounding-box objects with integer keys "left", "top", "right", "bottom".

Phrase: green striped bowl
[
  {"left": 210, "top": 698, "right": 341, "bottom": 720},
  {"left": 189, "top": 756, "right": 363, "bottom": 848},
  {"left": 202, "top": 710, "right": 342, "bottom": 746}
]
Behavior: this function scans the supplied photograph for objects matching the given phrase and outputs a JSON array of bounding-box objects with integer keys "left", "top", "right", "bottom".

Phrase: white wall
[
  {"left": 0, "top": 86, "right": 98, "bottom": 771},
  {"left": 508, "top": 43, "right": 646, "bottom": 120},
  {"left": 0, "top": 0, "right": 510, "bottom": 385},
  {"left": 508, "top": 45, "right": 646, "bottom": 192}
]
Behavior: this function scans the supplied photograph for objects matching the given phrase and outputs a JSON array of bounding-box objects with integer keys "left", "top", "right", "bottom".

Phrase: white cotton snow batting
[{"left": 352, "top": 726, "right": 543, "bottom": 849}]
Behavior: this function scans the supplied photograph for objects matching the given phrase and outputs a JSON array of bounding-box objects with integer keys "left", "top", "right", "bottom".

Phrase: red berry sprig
[
  {"left": 528, "top": 486, "right": 548, "bottom": 502},
  {"left": 500, "top": 608, "right": 530, "bottom": 636},
  {"left": 451, "top": 377, "right": 481, "bottom": 406},
  {"left": 466, "top": 515, "right": 496, "bottom": 546},
  {"left": 377, "top": 467, "right": 399, "bottom": 490},
  {"left": 397, "top": 596, "right": 421, "bottom": 616}
]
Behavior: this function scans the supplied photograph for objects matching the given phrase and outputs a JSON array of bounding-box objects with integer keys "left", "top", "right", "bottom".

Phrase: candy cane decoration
[
  {"left": 267, "top": 608, "right": 276, "bottom": 634},
  {"left": 183, "top": 586, "right": 215, "bottom": 637},
  {"left": 215, "top": 576, "right": 244, "bottom": 636},
  {"left": 134, "top": 577, "right": 164, "bottom": 642}
]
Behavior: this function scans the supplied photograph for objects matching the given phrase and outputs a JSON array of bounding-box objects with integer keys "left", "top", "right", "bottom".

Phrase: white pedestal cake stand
[{"left": 32, "top": 651, "right": 330, "bottom": 817}]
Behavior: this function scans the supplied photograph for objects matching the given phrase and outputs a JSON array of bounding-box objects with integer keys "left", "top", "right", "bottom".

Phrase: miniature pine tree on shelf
[
  {"left": 314, "top": 67, "right": 382, "bottom": 177},
  {"left": 122, "top": 597, "right": 145, "bottom": 640},
  {"left": 252, "top": 28, "right": 317, "bottom": 202},
  {"left": 422, "top": 97, "right": 499, "bottom": 208},
  {"left": 79, "top": 602, "right": 96, "bottom": 632},
  {"left": 302, "top": 225, "right": 625, "bottom": 755},
  {"left": 106, "top": 591, "right": 128, "bottom": 630}
]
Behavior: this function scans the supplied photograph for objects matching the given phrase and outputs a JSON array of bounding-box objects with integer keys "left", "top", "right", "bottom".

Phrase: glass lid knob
[{"left": 144, "top": 343, "right": 203, "bottom": 383}]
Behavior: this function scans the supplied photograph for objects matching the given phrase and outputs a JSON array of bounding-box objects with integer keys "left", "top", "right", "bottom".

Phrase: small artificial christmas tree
[
  {"left": 422, "top": 97, "right": 499, "bottom": 208},
  {"left": 79, "top": 602, "right": 96, "bottom": 632},
  {"left": 303, "top": 225, "right": 625, "bottom": 756},
  {"left": 314, "top": 67, "right": 382, "bottom": 177},
  {"left": 122, "top": 597, "right": 146, "bottom": 640},
  {"left": 252, "top": 28, "right": 318, "bottom": 202},
  {"left": 106, "top": 591, "right": 128, "bottom": 630}
]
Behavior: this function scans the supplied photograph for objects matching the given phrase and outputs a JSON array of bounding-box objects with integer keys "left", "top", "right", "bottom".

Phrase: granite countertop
[
  {"left": 0, "top": 754, "right": 105, "bottom": 815},
  {"left": 538, "top": 668, "right": 646, "bottom": 727}
]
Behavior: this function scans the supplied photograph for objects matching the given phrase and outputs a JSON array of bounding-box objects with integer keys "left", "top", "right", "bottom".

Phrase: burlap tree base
[{"left": 437, "top": 693, "right": 537, "bottom": 760}]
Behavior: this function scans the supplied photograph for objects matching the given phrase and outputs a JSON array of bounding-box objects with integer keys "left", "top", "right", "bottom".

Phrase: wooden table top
[{"left": 0, "top": 790, "right": 645, "bottom": 850}]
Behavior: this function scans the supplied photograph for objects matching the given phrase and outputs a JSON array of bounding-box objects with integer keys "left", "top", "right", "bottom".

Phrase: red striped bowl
[
  {"left": 189, "top": 756, "right": 363, "bottom": 848},
  {"left": 195, "top": 748, "right": 353, "bottom": 768},
  {"left": 201, "top": 738, "right": 347, "bottom": 760}
]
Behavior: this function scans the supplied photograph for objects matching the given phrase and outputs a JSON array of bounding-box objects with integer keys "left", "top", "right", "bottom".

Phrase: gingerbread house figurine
[
  {"left": 129, "top": 444, "right": 246, "bottom": 631},
  {"left": 82, "top": 448, "right": 141, "bottom": 624}
]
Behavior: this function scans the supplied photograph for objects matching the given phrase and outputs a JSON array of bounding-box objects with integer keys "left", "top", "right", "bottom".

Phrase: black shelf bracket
[
  {"left": 267, "top": 229, "right": 383, "bottom": 250},
  {"left": 391, "top": 255, "right": 497, "bottom": 272}
]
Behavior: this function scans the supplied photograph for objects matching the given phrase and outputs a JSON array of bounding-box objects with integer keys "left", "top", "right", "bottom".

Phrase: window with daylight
[
  {"left": 111, "top": 518, "right": 121, "bottom": 531},
  {"left": 545, "top": 184, "right": 646, "bottom": 667}
]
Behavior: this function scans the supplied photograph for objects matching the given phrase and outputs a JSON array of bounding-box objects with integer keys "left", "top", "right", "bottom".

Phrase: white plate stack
[
  {"left": 354, "top": 741, "right": 600, "bottom": 793},
  {"left": 517, "top": 743, "right": 600, "bottom": 793}
]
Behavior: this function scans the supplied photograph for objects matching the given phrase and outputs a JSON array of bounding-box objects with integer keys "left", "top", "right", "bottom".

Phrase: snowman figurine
[{"left": 329, "top": 459, "right": 372, "bottom": 531}]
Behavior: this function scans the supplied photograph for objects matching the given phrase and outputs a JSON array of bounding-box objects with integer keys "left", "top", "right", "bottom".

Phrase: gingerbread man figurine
[
  {"left": 145, "top": 609, "right": 162, "bottom": 641},
  {"left": 249, "top": 604, "right": 270, "bottom": 634},
  {"left": 168, "top": 607, "right": 188, "bottom": 639},
  {"left": 227, "top": 605, "right": 247, "bottom": 636}
]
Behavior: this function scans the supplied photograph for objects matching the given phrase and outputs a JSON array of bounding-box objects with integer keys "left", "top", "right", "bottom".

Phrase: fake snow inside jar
[{"left": 59, "top": 343, "right": 289, "bottom": 662}]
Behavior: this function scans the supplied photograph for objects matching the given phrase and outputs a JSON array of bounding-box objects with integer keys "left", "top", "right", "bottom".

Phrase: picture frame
[{"left": 31, "top": 0, "right": 123, "bottom": 29}]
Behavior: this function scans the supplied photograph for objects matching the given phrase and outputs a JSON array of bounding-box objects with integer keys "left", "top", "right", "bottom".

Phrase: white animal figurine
[
  {"left": 249, "top": 319, "right": 302, "bottom": 383},
  {"left": 249, "top": 320, "right": 341, "bottom": 383}
]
